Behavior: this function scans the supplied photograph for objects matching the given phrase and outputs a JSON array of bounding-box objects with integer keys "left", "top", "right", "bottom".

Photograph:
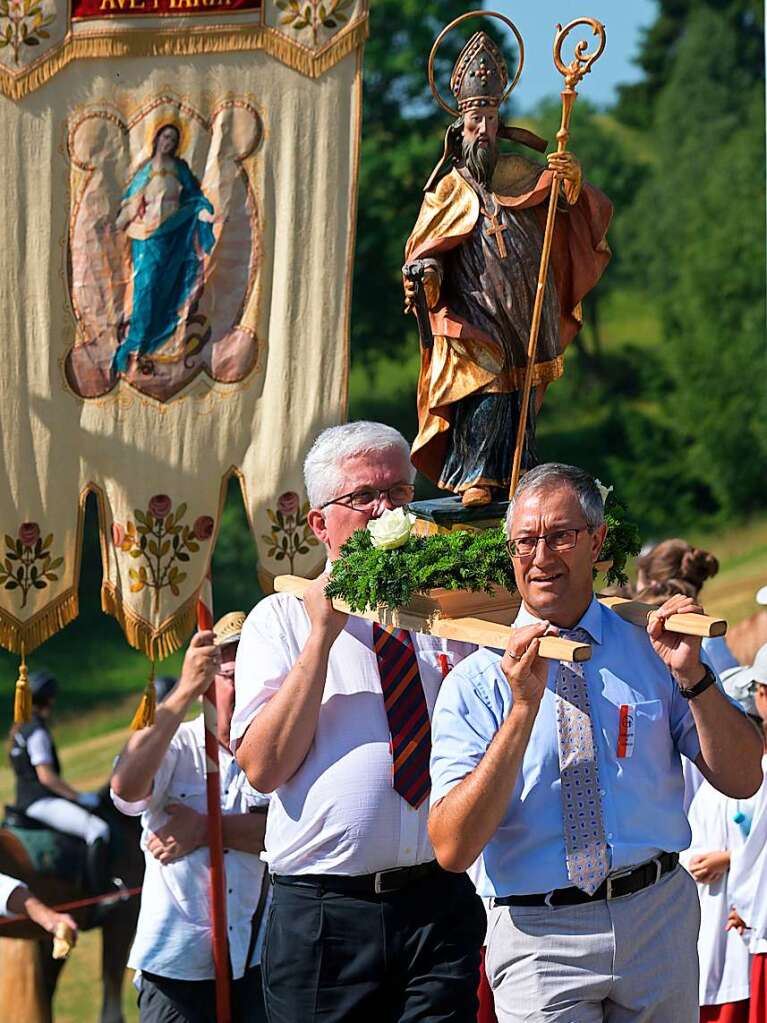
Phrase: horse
[{"left": 0, "top": 786, "right": 144, "bottom": 1023}]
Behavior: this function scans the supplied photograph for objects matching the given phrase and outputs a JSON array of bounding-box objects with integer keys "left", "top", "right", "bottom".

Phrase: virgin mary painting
[{"left": 112, "top": 123, "right": 215, "bottom": 373}]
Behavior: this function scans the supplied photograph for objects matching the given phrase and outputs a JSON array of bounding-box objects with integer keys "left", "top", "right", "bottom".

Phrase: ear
[
  {"left": 591, "top": 523, "right": 608, "bottom": 562},
  {"left": 307, "top": 508, "right": 329, "bottom": 546}
]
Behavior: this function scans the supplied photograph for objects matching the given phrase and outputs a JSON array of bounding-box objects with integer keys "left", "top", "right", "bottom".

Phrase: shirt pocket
[
  {"left": 164, "top": 779, "right": 208, "bottom": 816},
  {"left": 608, "top": 699, "right": 665, "bottom": 764}
]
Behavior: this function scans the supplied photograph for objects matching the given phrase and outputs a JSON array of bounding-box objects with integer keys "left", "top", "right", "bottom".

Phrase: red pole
[{"left": 197, "top": 567, "right": 232, "bottom": 1023}]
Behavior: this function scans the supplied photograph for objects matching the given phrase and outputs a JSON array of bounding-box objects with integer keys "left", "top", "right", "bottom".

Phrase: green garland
[{"left": 326, "top": 499, "right": 641, "bottom": 614}]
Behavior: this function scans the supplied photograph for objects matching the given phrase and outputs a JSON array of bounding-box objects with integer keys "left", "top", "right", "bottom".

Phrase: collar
[{"left": 514, "top": 594, "right": 603, "bottom": 645}]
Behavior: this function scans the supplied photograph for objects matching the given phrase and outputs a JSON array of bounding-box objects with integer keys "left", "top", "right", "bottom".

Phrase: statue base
[{"left": 408, "top": 495, "right": 508, "bottom": 535}]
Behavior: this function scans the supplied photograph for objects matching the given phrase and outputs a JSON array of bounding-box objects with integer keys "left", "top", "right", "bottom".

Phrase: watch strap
[{"left": 677, "top": 665, "right": 716, "bottom": 701}]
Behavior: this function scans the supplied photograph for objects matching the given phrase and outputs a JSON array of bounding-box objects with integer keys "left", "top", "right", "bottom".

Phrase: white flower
[
  {"left": 594, "top": 479, "right": 613, "bottom": 506},
  {"left": 367, "top": 507, "right": 416, "bottom": 550}
]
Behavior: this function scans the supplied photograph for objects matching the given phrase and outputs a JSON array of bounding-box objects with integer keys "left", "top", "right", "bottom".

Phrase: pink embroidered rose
[
  {"left": 18, "top": 522, "right": 40, "bottom": 547},
  {"left": 193, "top": 516, "right": 214, "bottom": 541},
  {"left": 148, "top": 494, "right": 172, "bottom": 519},
  {"left": 277, "top": 491, "right": 300, "bottom": 517},
  {"left": 111, "top": 523, "right": 125, "bottom": 547}
]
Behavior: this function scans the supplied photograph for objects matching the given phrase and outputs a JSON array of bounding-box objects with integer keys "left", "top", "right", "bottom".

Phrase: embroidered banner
[
  {"left": 0, "top": 0, "right": 365, "bottom": 657},
  {"left": 72, "top": 0, "right": 262, "bottom": 18}
]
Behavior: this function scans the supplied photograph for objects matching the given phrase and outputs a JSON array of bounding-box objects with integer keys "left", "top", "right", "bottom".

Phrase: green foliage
[{"left": 325, "top": 500, "right": 640, "bottom": 612}]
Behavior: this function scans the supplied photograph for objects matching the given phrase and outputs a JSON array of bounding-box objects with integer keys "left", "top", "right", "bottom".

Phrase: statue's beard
[{"left": 462, "top": 137, "right": 498, "bottom": 186}]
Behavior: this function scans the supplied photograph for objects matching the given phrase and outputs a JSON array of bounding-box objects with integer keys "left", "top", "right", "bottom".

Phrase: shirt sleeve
[
  {"left": 430, "top": 656, "right": 505, "bottom": 808},
  {"left": 230, "top": 597, "right": 297, "bottom": 752},
  {"left": 668, "top": 677, "right": 702, "bottom": 763},
  {"left": 26, "top": 727, "right": 55, "bottom": 767},
  {"left": 0, "top": 873, "right": 23, "bottom": 917},
  {"left": 110, "top": 735, "right": 181, "bottom": 817}
]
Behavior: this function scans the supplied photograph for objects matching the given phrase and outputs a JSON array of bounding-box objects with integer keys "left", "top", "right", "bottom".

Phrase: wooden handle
[
  {"left": 599, "top": 597, "right": 727, "bottom": 638},
  {"left": 274, "top": 576, "right": 591, "bottom": 663}
]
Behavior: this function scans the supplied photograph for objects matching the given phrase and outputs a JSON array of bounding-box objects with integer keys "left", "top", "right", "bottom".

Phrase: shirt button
[
  {"left": 599, "top": 789, "right": 606, "bottom": 797},
  {"left": 607, "top": 832, "right": 614, "bottom": 840}
]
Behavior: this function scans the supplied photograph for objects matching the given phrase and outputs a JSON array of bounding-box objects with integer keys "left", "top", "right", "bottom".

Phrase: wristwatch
[{"left": 676, "top": 664, "right": 717, "bottom": 700}]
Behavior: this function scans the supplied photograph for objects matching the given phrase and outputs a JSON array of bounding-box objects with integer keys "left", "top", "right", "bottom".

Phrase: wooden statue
[{"left": 403, "top": 13, "right": 613, "bottom": 507}]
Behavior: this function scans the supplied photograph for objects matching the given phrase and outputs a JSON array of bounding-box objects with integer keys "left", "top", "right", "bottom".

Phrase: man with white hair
[
  {"left": 428, "top": 462, "right": 762, "bottom": 1023},
  {"left": 232, "top": 421, "right": 484, "bottom": 1023}
]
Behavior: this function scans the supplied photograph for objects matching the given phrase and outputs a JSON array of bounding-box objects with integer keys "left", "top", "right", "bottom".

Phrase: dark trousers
[
  {"left": 138, "top": 965, "right": 267, "bottom": 1023},
  {"left": 263, "top": 868, "right": 486, "bottom": 1023}
]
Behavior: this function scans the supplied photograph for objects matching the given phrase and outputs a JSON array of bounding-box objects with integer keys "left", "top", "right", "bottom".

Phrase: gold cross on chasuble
[{"left": 482, "top": 206, "right": 509, "bottom": 259}]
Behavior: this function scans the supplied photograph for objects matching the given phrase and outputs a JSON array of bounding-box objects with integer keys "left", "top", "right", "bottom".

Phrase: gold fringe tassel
[
  {"left": 130, "top": 660, "right": 157, "bottom": 731},
  {"left": 13, "top": 647, "right": 32, "bottom": 725},
  {"left": 0, "top": 591, "right": 79, "bottom": 657},
  {"left": 0, "top": 18, "right": 368, "bottom": 100},
  {"left": 101, "top": 584, "right": 198, "bottom": 661}
]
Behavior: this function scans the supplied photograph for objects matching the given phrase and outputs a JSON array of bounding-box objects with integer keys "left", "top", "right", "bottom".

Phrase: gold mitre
[
  {"left": 213, "top": 611, "right": 246, "bottom": 647},
  {"left": 450, "top": 31, "right": 509, "bottom": 113}
]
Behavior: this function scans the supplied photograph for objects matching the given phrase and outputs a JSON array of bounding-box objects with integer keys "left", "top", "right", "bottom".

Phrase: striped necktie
[
  {"left": 372, "top": 623, "right": 431, "bottom": 809},
  {"left": 556, "top": 627, "right": 610, "bottom": 895}
]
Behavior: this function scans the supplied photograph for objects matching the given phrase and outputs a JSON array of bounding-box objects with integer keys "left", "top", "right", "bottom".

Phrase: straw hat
[{"left": 213, "top": 611, "right": 246, "bottom": 647}]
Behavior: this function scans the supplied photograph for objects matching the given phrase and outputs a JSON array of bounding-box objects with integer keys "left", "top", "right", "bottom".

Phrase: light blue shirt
[{"left": 430, "top": 597, "right": 704, "bottom": 897}]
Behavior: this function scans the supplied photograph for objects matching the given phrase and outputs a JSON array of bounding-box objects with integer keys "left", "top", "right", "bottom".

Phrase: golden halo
[
  {"left": 143, "top": 113, "right": 191, "bottom": 159},
  {"left": 428, "top": 10, "right": 525, "bottom": 119}
]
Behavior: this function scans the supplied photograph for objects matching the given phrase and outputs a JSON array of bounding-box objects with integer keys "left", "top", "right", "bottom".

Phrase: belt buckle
[
  {"left": 374, "top": 868, "right": 400, "bottom": 895},
  {"left": 543, "top": 890, "right": 557, "bottom": 907},
  {"left": 652, "top": 856, "right": 663, "bottom": 884},
  {"left": 605, "top": 867, "right": 632, "bottom": 900}
]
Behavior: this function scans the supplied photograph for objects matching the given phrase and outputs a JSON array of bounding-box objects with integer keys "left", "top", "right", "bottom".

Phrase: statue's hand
[
  {"left": 547, "top": 151, "right": 581, "bottom": 184},
  {"left": 403, "top": 264, "right": 440, "bottom": 315}
]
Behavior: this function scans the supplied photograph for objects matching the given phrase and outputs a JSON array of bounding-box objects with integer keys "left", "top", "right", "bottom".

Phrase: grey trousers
[{"left": 485, "top": 865, "right": 700, "bottom": 1023}]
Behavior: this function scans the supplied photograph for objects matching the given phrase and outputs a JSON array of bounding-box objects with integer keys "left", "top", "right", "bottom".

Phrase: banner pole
[{"left": 197, "top": 566, "right": 232, "bottom": 1023}]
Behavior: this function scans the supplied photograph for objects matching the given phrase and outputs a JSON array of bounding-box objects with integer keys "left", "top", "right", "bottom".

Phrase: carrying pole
[
  {"left": 197, "top": 567, "right": 232, "bottom": 1023},
  {"left": 508, "top": 18, "right": 606, "bottom": 498}
]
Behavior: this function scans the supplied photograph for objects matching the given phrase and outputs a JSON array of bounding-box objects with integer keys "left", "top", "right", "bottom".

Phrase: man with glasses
[
  {"left": 232, "top": 420, "right": 485, "bottom": 1023},
  {"left": 428, "top": 462, "right": 762, "bottom": 1023}
]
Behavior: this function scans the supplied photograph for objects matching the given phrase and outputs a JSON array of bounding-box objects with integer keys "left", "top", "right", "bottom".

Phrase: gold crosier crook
[{"left": 508, "top": 18, "right": 607, "bottom": 498}]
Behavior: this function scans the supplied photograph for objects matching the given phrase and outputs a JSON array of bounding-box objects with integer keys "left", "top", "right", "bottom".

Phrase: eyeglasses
[
  {"left": 506, "top": 527, "right": 590, "bottom": 559},
  {"left": 320, "top": 483, "right": 416, "bottom": 512}
]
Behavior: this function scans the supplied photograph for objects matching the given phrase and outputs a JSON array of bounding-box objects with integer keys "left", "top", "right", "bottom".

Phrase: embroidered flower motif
[
  {"left": 262, "top": 493, "right": 318, "bottom": 571},
  {"left": 113, "top": 498, "right": 213, "bottom": 609},
  {"left": 1, "top": 524, "right": 63, "bottom": 609},
  {"left": 275, "top": 0, "right": 354, "bottom": 45},
  {"left": 0, "top": 0, "right": 57, "bottom": 65}
]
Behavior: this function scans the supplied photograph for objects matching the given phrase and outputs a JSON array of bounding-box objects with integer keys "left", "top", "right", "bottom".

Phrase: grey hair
[
  {"left": 505, "top": 463, "right": 605, "bottom": 537},
  {"left": 303, "top": 421, "right": 414, "bottom": 508}
]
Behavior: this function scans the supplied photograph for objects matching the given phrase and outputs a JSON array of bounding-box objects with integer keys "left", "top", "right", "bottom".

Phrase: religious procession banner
[{"left": 0, "top": 0, "right": 366, "bottom": 657}]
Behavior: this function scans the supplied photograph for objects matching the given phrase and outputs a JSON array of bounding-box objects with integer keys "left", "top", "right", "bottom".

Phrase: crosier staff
[
  {"left": 197, "top": 566, "right": 232, "bottom": 1023},
  {"left": 509, "top": 18, "right": 607, "bottom": 497}
]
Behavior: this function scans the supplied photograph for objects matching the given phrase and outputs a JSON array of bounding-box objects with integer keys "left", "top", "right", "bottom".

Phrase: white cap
[
  {"left": 721, "top": 642, "right": 767, "bottom": 716},
  {"left": 756, "top": 585, "right": 767, "bottom": 605}
]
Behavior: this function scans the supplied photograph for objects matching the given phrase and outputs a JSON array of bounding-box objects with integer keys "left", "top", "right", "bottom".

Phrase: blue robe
[{"left": 112, "top": 158, "right": 214, "bottom": 373}]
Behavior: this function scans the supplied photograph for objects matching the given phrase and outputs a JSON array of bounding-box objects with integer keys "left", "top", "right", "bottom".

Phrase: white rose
[
  {"left": 367, "top": 507, "right": 416, "bottom": 550},
  {"left": 594, "top": 478, "right": 613, "bottom": 506}
]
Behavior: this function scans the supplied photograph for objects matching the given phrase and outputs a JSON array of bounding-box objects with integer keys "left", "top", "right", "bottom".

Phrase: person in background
[
  {"left": 9, "top": 670, "right": 111, "bottom": 890},
  {"left": 111, "top": 613, "right": 269, "bottom": 1023},
  {"left": 636, "top": 539, "right": 739, "bottom": 675},
  {"left": 723, "top": 645, "right": 767, "bottom": 1023},
  {"left": 233, "top": 421, "right": 484, "bottom": 1023},
  {"left": 0, "top": 871, "right": 78, "bottom": 941},
  {"left": 680, "top": 661, "right": 764, "bottom": 1023}
]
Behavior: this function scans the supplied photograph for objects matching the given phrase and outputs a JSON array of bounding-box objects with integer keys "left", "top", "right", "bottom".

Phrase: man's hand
[
  {"left": 726, "top": 908, "right": 747, "bottom": 935},
  {"left": 304, "top": 573, "right": 347, "bottom": 644},
  {"left": 547, "top": 151, "right": 581, "bottom": 185},
  {"left": 647, "top": 594, "right": 706, "bottom": 686},
  {"left": 403, "top": 265, "right": 439, "bottom": 315},
  {"left": 177, "top": 630, "right": 220, "bottom": 701},
  {"left": 500, "top": 622, "right": 551, "bottom": 711},
  {"left": 688, "top": 850, "right": 730, "bottom": 884},
  {"left": 147, "top": 803, "right": 207, "bottom": 865}
]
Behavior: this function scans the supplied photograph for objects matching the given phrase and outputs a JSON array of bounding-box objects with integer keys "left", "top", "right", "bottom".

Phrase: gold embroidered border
[{"left": 0, "top": 16, "right": 368, "bottom": 100}]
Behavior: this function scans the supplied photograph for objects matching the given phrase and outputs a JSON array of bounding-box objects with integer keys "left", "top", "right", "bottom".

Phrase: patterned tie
[
  {"left": 556, "top": 628, "right": 610, "bottom": 895},
  {"left": 372, "top": 623, "right": 431, "bottom": 809}
]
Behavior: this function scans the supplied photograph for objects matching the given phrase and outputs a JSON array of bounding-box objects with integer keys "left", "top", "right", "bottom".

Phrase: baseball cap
[{"left": 721, "top": 642, "right": 767, "bottom": 715}]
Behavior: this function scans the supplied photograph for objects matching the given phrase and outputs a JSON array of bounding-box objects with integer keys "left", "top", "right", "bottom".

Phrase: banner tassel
[
  {"left": 13, "top": 647, "right": 32, "bottom": 725},
  {"left": 130, "top": 660, "right": 157, "bottom": 731}
]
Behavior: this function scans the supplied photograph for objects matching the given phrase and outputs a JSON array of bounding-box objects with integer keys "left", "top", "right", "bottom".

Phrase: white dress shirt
[
  {"left": 729, "top": 756, "right": 767, "bottom": 953},
  {"left": 111, "top": 715, "right": 270, "bottom": 981},
  {"left": 0, "top": 873, "right": 22, "bottom": 916},
  {"left": 679, "top": 763, "right": 756, "bottom": 1005},
  {"left": 231, "top": 592, "right": 475, "bottom": 877}
]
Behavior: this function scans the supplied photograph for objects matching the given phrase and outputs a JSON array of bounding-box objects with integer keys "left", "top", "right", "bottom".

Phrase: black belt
[
  {"left": 495, "top": 851, "right": 679, "bottom": 908},
  {"left": 274, "top": 860, "right": 441, "bottom": 896}
]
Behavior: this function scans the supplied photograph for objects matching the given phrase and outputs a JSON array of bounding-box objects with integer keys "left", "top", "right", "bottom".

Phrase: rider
[{"left": 9, "top": 670, "right": 111, "bottom": 892}]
